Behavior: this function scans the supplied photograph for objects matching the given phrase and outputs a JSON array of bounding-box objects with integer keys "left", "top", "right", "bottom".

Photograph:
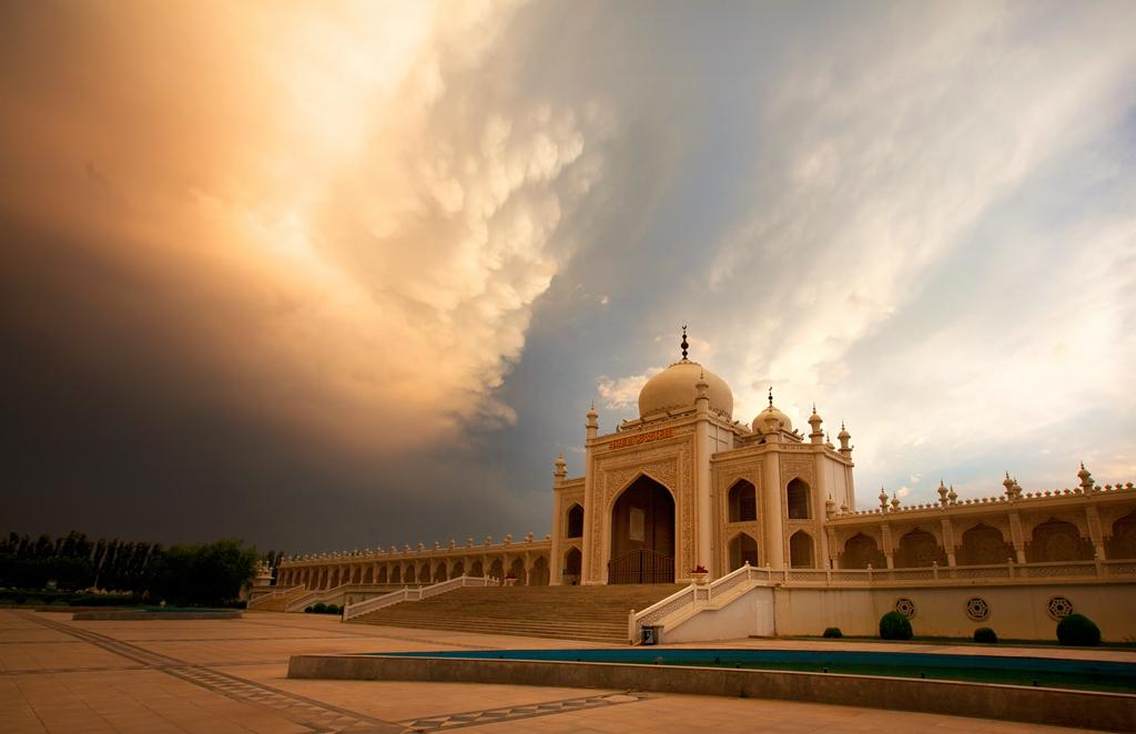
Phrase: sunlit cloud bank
[{"left": 2, "top": 0, "right": 605, "bottom": 458}]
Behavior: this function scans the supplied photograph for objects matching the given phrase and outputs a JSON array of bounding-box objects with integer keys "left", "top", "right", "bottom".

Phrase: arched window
[
  {"left": 728, "top": 480, "right": 757, "bottom": 523},
  {"left": 895, "top": 528, "right": 947, "bottom": 568},
  {"left": 1027, "top": 519, "right": 1092, "bottom": 562},
  {"left": 787, "top": 478, "right": 810, "bottom": 519},
  {"left": 841, "top": 533, "right": 885, "bottom": 569},
  {"left": 958, "top": 524, "right": 1013, "bottom": 566},
  {"left": 728, "top": 533, "right": 759, "bottom": 571},
  {"left": 789, "top": 530, "right": 814, "bottom": 568},
  {"left": 1108, "top": 511, "right": 1136, "bottom": 559},
  {"left": 566, "top": 504, "right": 584, "bottom": 538}
]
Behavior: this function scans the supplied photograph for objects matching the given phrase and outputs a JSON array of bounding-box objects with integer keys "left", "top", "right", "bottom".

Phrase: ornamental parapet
[{"left": 829, "top": 477, "right": 1135, "bottom": 524}]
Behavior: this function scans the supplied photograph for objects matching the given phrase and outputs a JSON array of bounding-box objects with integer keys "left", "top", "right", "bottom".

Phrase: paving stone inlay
[
  {"left": 397, "top": 691, "right": 651, "bottom": 732},
  {"left": 19, "top": 612, "right": 402, "bottom": 733}
]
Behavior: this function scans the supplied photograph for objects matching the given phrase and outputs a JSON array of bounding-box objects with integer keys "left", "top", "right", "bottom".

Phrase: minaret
[
  {"left": 553, "top": 453, "right": 567, "bottom": 485},
  {"left": 808, "top": 404, "right": 824, "bottom": 444},
  {"left": 938, "top": 479, "right": 949, "bottom": 506},
  {"left": 695, "top": 369, "right": 710, "bottom": 415},
  {"left": 878, "top": 487, "right": 889, "bottom": 511},
  {"left": 1077, "top": 462, "right": 1095, "bottom": 493},
  {"left": 585, "top": 402, "right": 598, "bottom": 441},
  {"left": 837, "top": 422, "right": 853, "bottom": 457}
]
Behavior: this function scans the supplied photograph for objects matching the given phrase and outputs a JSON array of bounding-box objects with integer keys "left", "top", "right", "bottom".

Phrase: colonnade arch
[
  {"left": 957, "top": 523, "right": 1013, "bottom": 566},
  {"left": 894, "top": 527, "right": 947, "bottom": 568},
  {"left": 840, "top": 533, "right": 885, "bottom": 569},
  {"left": 1026, "top": 518, "right": 1093, "bottom": 562},
  {"left": 1109, "top": 511, "right": 1136, "bottom": 559}
]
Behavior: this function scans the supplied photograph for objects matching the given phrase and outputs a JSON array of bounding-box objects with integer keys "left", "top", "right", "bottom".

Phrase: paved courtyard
[{"left": 0, "top": 609, "right": 1121, "bottom": 733}]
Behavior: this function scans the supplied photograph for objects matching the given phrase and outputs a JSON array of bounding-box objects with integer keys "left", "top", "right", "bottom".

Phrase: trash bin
[{"left": 641, "top": 625, "right": 659, "bottom": 645}]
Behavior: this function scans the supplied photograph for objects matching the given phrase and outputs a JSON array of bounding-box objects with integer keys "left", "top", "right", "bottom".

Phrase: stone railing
[
  {"left": 773, "top": 559, "right": 1136, "bottom": 586},
  {"left": 247, "top": 584, "right": 306, "bottom": 609},
  {"left": 342, "top": 575, "right": 492, "bottom": 622}
]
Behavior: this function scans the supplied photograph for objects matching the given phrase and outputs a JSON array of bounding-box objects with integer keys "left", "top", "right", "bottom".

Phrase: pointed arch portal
[{"left": 608, "top": 475, "right": 675, "bottom": 584}]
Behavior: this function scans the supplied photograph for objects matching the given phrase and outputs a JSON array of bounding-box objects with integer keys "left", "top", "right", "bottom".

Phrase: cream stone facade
[{"left": 272, "top": 330, "right": 1136, "bottom": 639}]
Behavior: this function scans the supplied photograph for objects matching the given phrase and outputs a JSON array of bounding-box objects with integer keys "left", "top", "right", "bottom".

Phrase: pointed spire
[
  {"left": 768, "top": 386, "right": 774, "bottom": 407},
  {"left": 680, "top": 324, "right": 689, "bottom": 360}
]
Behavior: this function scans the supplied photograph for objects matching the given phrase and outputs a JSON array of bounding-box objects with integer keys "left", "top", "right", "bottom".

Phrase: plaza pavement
[{"left": 0, "top": 608, "right": 1126, "bottom": 733}]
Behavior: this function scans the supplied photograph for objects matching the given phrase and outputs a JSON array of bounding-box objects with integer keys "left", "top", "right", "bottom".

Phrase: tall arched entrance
[{"left": 607, "top": 475, "right": 675, "bottom": 584}]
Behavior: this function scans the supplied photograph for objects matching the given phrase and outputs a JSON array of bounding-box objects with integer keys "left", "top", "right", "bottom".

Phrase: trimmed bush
[
  {"left": 304, "top": 606, "right": 314, "bottom": 613},
  {"left": 822, "top": 627, "right": 843, "bottom": 638},
  {"left": 326, "top": 604, "right": 341, "bottom": 615},
  {"left": 1057, "top": 614, "right": 1101, "bottom": 646},
  {"left": 879, "top": 611, "right": 913, "bottom": 640},
  {"left": 973, "top": 627, "right": 998, "bottom": 643},
  {"left": 312, "top": 602, "right": 328, "bottom": 613}
]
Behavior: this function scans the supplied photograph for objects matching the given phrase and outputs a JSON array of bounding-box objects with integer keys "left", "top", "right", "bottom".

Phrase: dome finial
[
  {"left": 680, "top": 324, "right": 689, "bottom": 360},
  {"left": 768, "top": 386, "right": 773, "bottom": 407}
]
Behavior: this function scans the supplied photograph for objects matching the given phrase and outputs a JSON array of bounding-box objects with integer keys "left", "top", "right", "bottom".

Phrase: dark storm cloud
[{"left": 3, "top": 1, "right": 1135, "bottom": 552}]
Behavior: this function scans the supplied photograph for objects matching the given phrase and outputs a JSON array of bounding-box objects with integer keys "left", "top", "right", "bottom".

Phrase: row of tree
[{"left": 0, "top": 531, "right": 266, "bottom": 606}]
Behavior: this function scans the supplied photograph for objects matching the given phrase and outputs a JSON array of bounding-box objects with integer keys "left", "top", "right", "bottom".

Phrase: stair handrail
[
  {"left": 628, "top": 563, "right": 760, "bottom": 642},
  {"left": 342, "top": 575, "right": 489, "bottom": 621}
]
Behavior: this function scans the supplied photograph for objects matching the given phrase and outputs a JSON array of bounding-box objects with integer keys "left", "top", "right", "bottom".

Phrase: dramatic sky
[{"left": 3, "top": 1, "right": 1134, "bottom": 554}]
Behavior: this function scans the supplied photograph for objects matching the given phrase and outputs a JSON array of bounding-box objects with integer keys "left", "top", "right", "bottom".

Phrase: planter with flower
[{"left": 689, "top": 565, "right": 710, "bottom": 585}]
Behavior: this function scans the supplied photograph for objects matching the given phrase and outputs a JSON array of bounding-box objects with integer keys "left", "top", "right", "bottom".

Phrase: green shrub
[
  {"left": 973, "top": 627, "right": 998, "bottom": 643},
  {"left": 312, "top": 602, "right": 327, "bottom": 613},
  {"left": 822, "top": 627, "right": 843, "bottom": 638},
  {"left": 304, "top": 606, "right": 314, "bottom": 613},
  {"left": 326, "top": 604, "right": 341, "bottom": 614},
  {"left": 879, "top": 611, "right": 913, "bottom": 640},
  {"left": 1057, "top": 614, "right": 1101, "bottom": 646}
]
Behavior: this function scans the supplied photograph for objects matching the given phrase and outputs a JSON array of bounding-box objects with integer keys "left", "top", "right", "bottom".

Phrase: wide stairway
[{"left": 349, "top": 584, "right": 683, "bottom": 644}]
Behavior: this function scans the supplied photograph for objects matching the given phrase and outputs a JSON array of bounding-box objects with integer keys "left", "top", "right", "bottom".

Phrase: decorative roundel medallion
[
  {"left": 894, "top": 597, "right": 917, "bottom": 619},
  {"left": 965, "top": 597, "right": 990, "bottom": 622},
  {"left": 1047, "top": 596, "right": 1074, "bottom": 620}
]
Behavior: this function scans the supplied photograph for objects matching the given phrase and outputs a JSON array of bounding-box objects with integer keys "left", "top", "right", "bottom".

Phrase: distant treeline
[{"left": 0, "top": 531, "right": 273, "bottom": 606}]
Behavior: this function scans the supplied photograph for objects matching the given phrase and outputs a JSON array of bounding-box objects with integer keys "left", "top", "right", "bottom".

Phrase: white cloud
[{"left": 596, "top": 369, "right": 661, "bottom": 409}]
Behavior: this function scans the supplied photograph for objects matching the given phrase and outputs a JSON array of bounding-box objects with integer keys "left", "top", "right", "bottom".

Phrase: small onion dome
[
  {"left": 752, "top": 404, "right": 793, "bottom": 435},
  {"left": 638, "top": 360, "right": 733, "bottom": 418},
  {"left": 837, "top": 423, "right": 851, "bottom": 440},
  {"left": 808, "top": 404, "right": 822, "bottom": 424}
]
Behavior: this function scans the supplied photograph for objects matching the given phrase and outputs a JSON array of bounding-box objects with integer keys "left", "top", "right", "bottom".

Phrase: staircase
[
  {"left": 248, "top": 585, "right": 306, "bottom": 611},
  {"left": 348, "top": 584, "right": 684, "bottom": 644}
]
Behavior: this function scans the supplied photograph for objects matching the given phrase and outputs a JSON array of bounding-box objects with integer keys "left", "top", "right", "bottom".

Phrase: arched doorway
[
  {"left": 789, "top": 530, "right": 814, "bottom": 568},
  {"left": 377, "top": 566, "right": 388, "bottom": 583},
  {"left": 489, "top": 558, "right": 504, "bottom": 579},
  {"left": 728, "top": 533, "right": 759, "bottom": 571},
  {"left": 508, "top": 558, "right": 526, "bottom": 584},
  {"left": 390, "top": 566, "right": 401, "bottom": 584},
  {"left": 451, "top": 561, "right": 465, "bottom": 578},
  {"left": 608, "top": 475, "right": 675, "bottom": 584},
  {"left": 469, "top": 560, "right": 484, "bottom": 577},
  {"left": 404, "top": 565, "right": 415, "bottom": 583},
  {"left": 841, "top": 533, "right": 885, "bottom": 569},
  {"left": 434, "top": 563, "right": 447, "bottom": 582},
  {"left": 563, "top": 547, "right": 582, "bottom": 584},
  {"left": 958, "top": 524, "right": 1013, "bottom": 566},
  {"left": 530, "top": 556, "right": 550, "bottom": 585},
  {"left": 566, "top": 504, "right": 584, "bottom": 538}
]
